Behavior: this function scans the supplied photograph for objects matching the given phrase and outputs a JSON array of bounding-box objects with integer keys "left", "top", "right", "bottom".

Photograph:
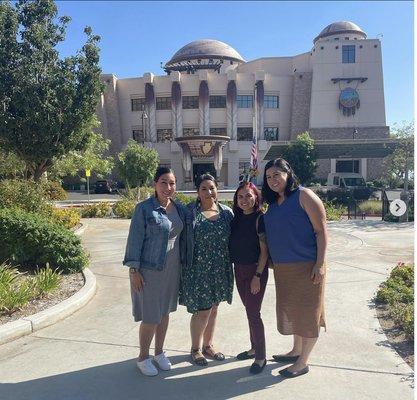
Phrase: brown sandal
[
  {"left": 191, "top": 348, "right": 208, "bottom": 366},
  {"left": 203, "top": 345, "right": 225, "bottom": 361}
]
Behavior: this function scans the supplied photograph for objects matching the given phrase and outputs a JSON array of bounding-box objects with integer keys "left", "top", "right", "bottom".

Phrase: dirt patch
[
  {"left": 376, "top": 304, "right": 414, "bottom": 369},
  {"left": 0, "top": 272, "right": 85, "bottom": 325}
]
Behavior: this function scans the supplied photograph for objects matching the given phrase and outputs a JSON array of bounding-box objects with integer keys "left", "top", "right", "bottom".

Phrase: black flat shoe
[
  {"left": 249, "top": 359, "right": 266, "bottom": 374},
  {"left": 279, "top": 366, "right": 309, "bottom": 378},
  {"left": 272, "top": 354, "right": 300, "bottom": 363},
  {"left": 236, "top": 350, "right": 255, "bottom": 360}
]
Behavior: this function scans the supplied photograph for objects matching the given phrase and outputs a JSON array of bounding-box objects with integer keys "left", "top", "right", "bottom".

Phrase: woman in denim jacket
[
  {"left": 123, "top": 167, "right": 187, "bottom": 376},
  {"left": 180, "top": 173, "right": 234, "bottom": 366}
]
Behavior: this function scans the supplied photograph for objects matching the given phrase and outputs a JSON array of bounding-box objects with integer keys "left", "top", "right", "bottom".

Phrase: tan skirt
[{"left": 273, "top": 261, "right": 326, "bottom": 338}]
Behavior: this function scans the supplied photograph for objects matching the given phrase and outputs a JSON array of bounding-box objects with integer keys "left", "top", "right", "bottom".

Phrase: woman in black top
[{"left": 229, "top": 182, "right": 270, "bottom": 374}]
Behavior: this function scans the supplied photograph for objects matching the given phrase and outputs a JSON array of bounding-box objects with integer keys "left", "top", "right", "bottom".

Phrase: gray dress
[{"left": 130, "top": 206, "right": 184, "bottom": 324}]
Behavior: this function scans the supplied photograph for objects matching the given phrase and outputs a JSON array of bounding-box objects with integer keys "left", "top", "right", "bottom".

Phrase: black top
[{"left": 229, "top": 211, "right": 264, "bottom": 264}]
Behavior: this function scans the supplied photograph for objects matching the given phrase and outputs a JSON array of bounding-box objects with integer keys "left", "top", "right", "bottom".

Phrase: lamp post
[
  {"left": 141, "top": 111, "right": 148, "bottom": 141},
  {"left": 353, "top": 129, "right": 358, "bottom": 140}
]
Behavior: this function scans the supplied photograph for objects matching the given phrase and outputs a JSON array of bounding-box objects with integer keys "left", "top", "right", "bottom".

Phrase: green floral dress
[{"left": 180, "top": 207, "right": 233, "bottom": 314}]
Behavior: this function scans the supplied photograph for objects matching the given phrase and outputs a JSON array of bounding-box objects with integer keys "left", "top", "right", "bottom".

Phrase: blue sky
[{"left": 56, "top": 1, "right": 413, "bottom": 127}]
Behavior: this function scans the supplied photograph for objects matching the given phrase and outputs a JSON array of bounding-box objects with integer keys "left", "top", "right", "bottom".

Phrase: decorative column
[
  {"left": 181, "top": 144, "right": 192, "bottom": 184},
  {"left": 226, "top": 70, "right": 237, "bottom": 140},
  {"left": 213, "top": 142, "right": 225, "bottom": 181},
  {"left": 144, "top": 73, "right": 156, "bottom": 143},
  {"left": 171, "top": 72, "right": 182, "bottom": 138},
  {"left": 199, "top": 80, "right": 210, "bottom": 136},
  {"left": 255, "top": 71, "right": 265, "bottom": 140}
]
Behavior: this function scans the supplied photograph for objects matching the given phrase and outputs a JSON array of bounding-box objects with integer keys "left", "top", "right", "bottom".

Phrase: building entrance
[{"left": 193, "top": 163, "right": 216, "bottom": 185}]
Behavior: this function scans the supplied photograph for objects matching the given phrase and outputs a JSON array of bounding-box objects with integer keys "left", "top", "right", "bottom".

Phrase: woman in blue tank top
[{"left": 262, "top": 158, "right": 327, "bottom": 379}]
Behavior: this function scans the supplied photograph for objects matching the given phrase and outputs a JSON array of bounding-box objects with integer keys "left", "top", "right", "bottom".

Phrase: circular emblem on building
[{"left": 339, "top": 87, "right": 360, "bottom": 116}]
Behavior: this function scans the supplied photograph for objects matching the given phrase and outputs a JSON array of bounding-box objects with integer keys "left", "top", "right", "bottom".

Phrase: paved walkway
[{"left": 0, "top": 219, "right": 413, "bottom": 400}]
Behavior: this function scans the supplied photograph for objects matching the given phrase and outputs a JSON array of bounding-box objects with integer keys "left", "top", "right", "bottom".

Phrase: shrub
[
  {"left": 324, "top": 201, "right": 346, "bottom": 221},
  {"left": 40, "top": 181, "right": 68, "bottom": 200},
  {"left": 0, "top": 208, "right": 88, "bottom": 272},
  {"left": 0, "top": 179, "right": 52, "bottom": 215},
  {"left": 80, "top": 202, "right": 112, "bottom": 218},
  {"left": 118, "top": 186, "right": 154, "bottom": 202},
  {"left": 33, "top": 265, "right": 62, "bottom": 297},
  {"left": 51, "top": 208, "right": 81, "bottom": 229},
  {"left": 358, "top": 200, "right": 382, "bottom": 215},
  {"left": 174, "top": 192, "right": 195, "bottom": 205},
  {"left": 0, "top": 279, "right": 35, "bottom": 315},
  {"left": 112, "top": 199, "right": 137, "bottom": 219}
]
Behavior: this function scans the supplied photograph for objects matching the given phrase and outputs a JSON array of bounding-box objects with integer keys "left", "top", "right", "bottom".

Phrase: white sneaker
[
  {"left": 137, "top": 357, "right": 158, "bottom": 376},
  {"left": 153, "top": 351, "right": 172, "bottom": 371}
]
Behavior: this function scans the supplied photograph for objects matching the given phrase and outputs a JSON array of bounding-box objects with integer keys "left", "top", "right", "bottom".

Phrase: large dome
[
  {"left": 166, "top": 39, "right": 244, "bottom": 65},
  {"left": 314, "top": 21, "right": 367, "bottom": 43}
]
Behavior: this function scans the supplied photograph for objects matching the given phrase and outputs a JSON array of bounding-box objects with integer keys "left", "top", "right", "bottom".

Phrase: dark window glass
[
  {"left": 237, "top": 95, "right": 253, "bottom": 108},
  {"left": 210, "top": 127, "right": 227, "bottom": 136},
  {"left": 131, "top": 98, "right": 145, "bottom": 111},
  {"left": 237, "top": 127, "right": 253, "bottom": 141},
  {"left": 132, "top": 129, "right": 144, "bottom": 143},
  {"left": 183, "top": 128, "right": 199, "bottom": 136},
  {"left": 156, "top": 97, "right": 171, "bottom": 110},
  {"left": 264, "top": 127, "right": 279, "bottom": 141},
  {"left": 157, "top": 129, "right": 173, "bottom": 143},
  {"left": 336, "top": 160, "right": 360, "bottom": 173},
  {"left": 209, "top": 96, "right": 226, "bottom": 108},
  {"left": 183, "top": 96, "right": 199, "bottom": 109},
  {"left": 264, "top": 96, "right": 279, "bottom": 109},
  {"left": 342, "top": 45, "right": 355, "bottom": 63}
]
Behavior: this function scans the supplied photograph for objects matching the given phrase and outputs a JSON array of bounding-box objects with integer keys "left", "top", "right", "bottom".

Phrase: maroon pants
[{"left": 234, "top": 263, "right": 268, "bottom": 360}]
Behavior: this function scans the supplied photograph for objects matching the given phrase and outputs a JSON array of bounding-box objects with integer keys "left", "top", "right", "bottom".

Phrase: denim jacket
[
  {"left": 123, "top": 196, "right": 187, "bottom": 272},
  {"left": 185, "top": 202, "right": 234, "bottom": 269}
]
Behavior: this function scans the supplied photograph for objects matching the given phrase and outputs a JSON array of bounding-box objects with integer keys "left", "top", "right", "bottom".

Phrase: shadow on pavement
[{"left": 0, "top": 356, "right": 285, "bottom": 400}]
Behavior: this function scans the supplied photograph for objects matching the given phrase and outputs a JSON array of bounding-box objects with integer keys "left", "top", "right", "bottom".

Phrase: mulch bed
[
  {"left": 0, "top": 272, "right": 85, "bottom": 325},
  {"left": 376, "top": 304, "right": 414, "bottom": 369}
]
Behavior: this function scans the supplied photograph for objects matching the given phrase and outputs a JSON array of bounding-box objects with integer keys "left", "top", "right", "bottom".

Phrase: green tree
[
  {"left": 383, "top": 121, "right": 414, "bottom": 188},
  {"left": 49, "top": 118, "right": 114, "bottom": 182},
  {"left": 0, "top": 0, "right": 103, "bottom": 181},
  {"left": 116, "top": 140, "right": 159, "bottom": 188},
  {"left": 0, "top": 147, "right": 26, "bottom": 179},
  {"left": 282, "top": 132, "right": 317, "bottom": 184}
]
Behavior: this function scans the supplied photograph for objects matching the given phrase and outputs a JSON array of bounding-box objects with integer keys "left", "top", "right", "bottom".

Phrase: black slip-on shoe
[
  {"left": 249, "top": 359, "right": 267, "bottom": 374},
  {"left": 279, "top": 366, "right": 309, "bottom": 378},
  {"left": 236, "top": 351, "right": 256, "bottom": 361},
  {"left": 272, "top": 354, "right": 300, "bottom": 363}
]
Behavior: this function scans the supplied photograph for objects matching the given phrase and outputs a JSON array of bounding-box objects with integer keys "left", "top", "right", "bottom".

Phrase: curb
[
  {"left": 73, "top": 222, "right": 88, "bottom": 237},
  {"left": 0, "top": 268, "right": 97, "bottom": 346}
]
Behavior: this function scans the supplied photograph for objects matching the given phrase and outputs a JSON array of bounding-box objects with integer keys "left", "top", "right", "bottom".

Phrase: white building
[{"left": 98, "top": 21, "right": 389, "bottom": 189}]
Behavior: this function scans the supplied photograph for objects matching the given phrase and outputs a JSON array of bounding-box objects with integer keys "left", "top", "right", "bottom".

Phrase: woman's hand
[
  {"left": 311, "top": 263, "right": 326, "bottom": 285},
  {"left": 250, "top": 276, "right": 261, "bottom": 294},
  {"left": 130, "top": 270, "right": 145, "bottom": 292}
]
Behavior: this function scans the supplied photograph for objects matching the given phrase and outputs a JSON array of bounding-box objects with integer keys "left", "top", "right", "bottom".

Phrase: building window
[
  {"left": 156, "top": 97, "right": 171, "bottom": 110},
  {"left": 210, "top": 127, "right": 227, "bottom": 136},
  {"left": 183, "top": 128, "right": 199, "bottom": 136},
  {"left": 131, "top": 98, "right": 145, "bottom": 111},
  {"left": 264, "top": 96, "right": 279, "bottom": 109},
  {"left": 336, "top": 160, "right": 359, "bottom": 173},
  {"left": 237, "top": 127, "right": 253, "bottom": 141},
  {"left": 264, "top": 127, "right": 279, "bottom": 141},
  {"left": 183, "top": 96, "right": 199, "bottom": 109},
  {"left": 132, "top": 129, "right": 144, "bottom": 143},
  {"left": 342, "top": 45, "right": 355, "bottom": 63},
  {"left": 237, "top": 95, "right": 253, "bottom": 108},
  {"left": 209, "top": 96, "right": 226, "bottom": 108},
  {"left": 157, "top": 129, "right": 173, "bottom": 143}
]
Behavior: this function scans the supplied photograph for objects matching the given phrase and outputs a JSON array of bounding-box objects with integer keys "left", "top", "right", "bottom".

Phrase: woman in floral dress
[{"left": 180, "top": 173, "right": 234, "bottom": 366}]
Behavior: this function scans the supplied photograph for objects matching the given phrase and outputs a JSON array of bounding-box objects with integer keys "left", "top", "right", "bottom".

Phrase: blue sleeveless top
[{"left": 264, "top": 186, "right": 317, "bottom": 263}]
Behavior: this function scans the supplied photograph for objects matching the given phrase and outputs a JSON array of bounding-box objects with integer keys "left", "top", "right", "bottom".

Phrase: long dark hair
[
  {"left": 153, "top": 166, "right": 175, "bottom": 199},
  {"left": 232, "top": 181, "right": 262, "bottom": 215},
  {"left": 195, "top": 173, "right": 218, "bottom": 204},
  {"left": 261, "top": 158, "right": 299, "bottom": 205}
]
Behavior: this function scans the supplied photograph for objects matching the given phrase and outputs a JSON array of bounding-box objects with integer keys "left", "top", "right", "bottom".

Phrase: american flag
[{"left": 250, "top": 136, "right": 258, "bottom": 171}]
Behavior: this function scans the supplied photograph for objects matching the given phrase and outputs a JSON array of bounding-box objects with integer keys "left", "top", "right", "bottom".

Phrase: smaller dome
[{"left": 314, "top": 21, "right": 367, "bottom": 43}]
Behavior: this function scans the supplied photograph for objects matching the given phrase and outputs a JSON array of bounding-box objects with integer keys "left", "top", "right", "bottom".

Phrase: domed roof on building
[
  {"left": 314, "top": 21, "right": 367, "bottom": 43},
  {"left": 166, "top": 39, "right": 245, "bottom": 65}
]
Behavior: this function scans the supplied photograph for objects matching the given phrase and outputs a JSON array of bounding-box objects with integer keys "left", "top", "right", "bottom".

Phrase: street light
[
  {"left": 353, "top": 129, "right": 358, "bottom": 140},
  {"left": 141, "top": 111, "right": 148, "bottom": 141}
]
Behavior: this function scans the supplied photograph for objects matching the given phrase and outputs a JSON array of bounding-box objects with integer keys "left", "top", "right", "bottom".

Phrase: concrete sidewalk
[{"left": 0, "top": 219, "right": 413, "bottom": 400}]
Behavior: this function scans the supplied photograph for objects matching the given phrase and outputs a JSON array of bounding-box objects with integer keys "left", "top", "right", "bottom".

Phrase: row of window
[
  {"left": 131, "top": 95, "right": 279, "bottom": 111},
  {"left": 132, "top": 127, "right": 279, "bottom": 143}
]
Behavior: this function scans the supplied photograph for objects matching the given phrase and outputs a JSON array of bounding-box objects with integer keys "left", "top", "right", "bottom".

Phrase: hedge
[{"left": 0, "top": 208, "right": 88, "bottom": 272}]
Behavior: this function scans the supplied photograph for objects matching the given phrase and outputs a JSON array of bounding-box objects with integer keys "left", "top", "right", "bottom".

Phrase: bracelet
[
  {"left": 254, "top": 272, "right": 262, "bottom": 278},
  {"left": 129, "top": 267, "right": 139, "bottom": 274}
]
